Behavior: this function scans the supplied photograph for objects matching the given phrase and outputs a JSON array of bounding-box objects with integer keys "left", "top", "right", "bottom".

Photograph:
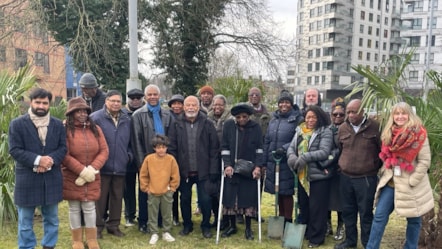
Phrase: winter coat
[
  {"left": 374, "top": 138, "right": 434, "bottom": 217},
  {"left": 122, "top": 103, "right": 143, "bottom": 173},
  {"left": 287, "top": 125, "right": 334, "bottom": 182},
  {"left": 90, "top": 107, "right": 132, "bottom": 176},
  {"left": 9, "top": 114, "right": 67, "bottom": 207},
  {"left": 264, "top": 107, "right": 303, "bottom": 195},
  {"left": 338, "top": 117, "right": 382, "bottom": 177},
  {"left": 85, "top": 89, "right": 106, "bottom": 112},
  {"left": 207, "top": 109, "right": 232, "bottom": 143},
  {"left": 221, "top": 119, "right": 264, "bottom": 208},
  {"left": 168, "top": 112, "right": 220, "bottom": 180},
  {"left": 62, "top": 122, "right": 109, "bottom": 201},
  {"left": 131, "top": 105, "right": 175, "bottom": 168}
]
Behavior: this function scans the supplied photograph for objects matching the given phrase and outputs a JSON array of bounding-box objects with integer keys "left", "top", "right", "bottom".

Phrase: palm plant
[
  {"left": 0, "top": 65, "right": 37, "bottom": 227},
  {"left": 211, "top": 76, "right": 254, "bottom": 105},
  {"left": 347, "top": 50, "right": 442, "bottom": 247}
]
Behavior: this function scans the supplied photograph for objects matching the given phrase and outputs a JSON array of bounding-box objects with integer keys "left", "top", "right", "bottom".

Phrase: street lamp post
[{"left": 126, "top": 0, "right": 142, "bottom": 94}]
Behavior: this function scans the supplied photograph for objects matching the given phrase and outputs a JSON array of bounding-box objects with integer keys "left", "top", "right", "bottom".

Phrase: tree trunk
[{"left": 418, "top": 178, "right": 442, "bottom": 249}]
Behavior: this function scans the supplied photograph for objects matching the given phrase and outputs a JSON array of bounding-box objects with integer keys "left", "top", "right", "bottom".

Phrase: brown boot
[
  {"left": 71, "top": 228, "right": 84, "bottom": 249},
  {"left": 85, "top": 227, "right": 100, "bottom": 249}
]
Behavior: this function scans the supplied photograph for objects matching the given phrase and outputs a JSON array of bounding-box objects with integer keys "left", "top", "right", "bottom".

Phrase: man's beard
[
  {"left": 31, "top": 107, "right": 49, "bottom": 117},
  {"left": 185, "top": 112, "right": 198, "bottom": 118}
]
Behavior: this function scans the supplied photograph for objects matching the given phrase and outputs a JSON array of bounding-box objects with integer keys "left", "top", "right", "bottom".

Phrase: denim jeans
[
  {"left": 179, "top": 176, "right": 212, "bottom": 230},
  {"left": 17, "top": 204, "right": 59, "bottom": 249},
  {"left": 366, "top": 185, "right": 422, "bottom": 249}
]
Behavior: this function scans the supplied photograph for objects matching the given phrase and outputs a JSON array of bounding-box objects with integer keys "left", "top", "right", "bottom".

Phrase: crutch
[
  {"left": 257, "top": 177, "right": 262, "bottom": 243},
  {"left": 216, "top": 161, "right": 225, "bottom": 244}
]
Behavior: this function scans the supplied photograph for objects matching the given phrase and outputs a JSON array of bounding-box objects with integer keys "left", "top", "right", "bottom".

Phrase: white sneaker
[
  {"left": 162, "top": 232, "right": 175, "bottom": 242},
  {"left": 149, "top": 233, "right": 159, "bottom": 245}
]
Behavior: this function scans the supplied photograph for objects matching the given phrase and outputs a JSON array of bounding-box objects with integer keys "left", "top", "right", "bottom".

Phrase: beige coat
[{"left": 374, "top": 138, "right": 434, "bottom": 217}]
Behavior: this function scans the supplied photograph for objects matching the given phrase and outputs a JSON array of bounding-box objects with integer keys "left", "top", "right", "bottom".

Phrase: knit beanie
[
  {"left": 199, "top": 85, "right": 214, "bottom": 95},
  {"left": 278, "top": 90, "right": 294, "bottom": 106},
  {"left": 79, "top": 73, "right": 98, "bottom": 88}
]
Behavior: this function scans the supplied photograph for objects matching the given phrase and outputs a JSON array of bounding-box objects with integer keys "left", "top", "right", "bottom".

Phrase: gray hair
[
  {"left": 145, "top": 84, "right": 161, "bottom": 95},
  {"left": 212, "top": 94, "right": 227, "bottom": 105}
]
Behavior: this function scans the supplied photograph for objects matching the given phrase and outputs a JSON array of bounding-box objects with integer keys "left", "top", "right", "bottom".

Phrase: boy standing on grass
[{"left": 140, "top": 135, "right": 180, "bottom": 245}]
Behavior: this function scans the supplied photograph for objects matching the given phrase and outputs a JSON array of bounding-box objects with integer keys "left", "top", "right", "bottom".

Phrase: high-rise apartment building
[
  {"left": 290, "top": 0, "right": 441, "bottom": 106},
  {"left": 401, "top": 0, "right": 442, "bottom": 89}
]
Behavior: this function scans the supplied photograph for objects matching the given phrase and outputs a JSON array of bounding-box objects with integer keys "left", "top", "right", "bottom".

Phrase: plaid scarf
[{"left": 379, "top": 126, "right": 426, "bottom": 172}]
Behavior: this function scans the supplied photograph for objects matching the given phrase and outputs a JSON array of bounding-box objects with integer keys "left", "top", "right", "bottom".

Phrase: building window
[
  {"left": 427, "top": 17, "right": 437, "bottom": 28},
  {"left": 375, "top": 41, "right": 379, "bottom": 48},
  {"left": 360, "top": 24, "right": 364, "bottom": 33},
  {"left": 358, "top": 51, "right": 363, "bottom": 60},
  {"left": 317, "top": 20, "right": 322, "bottom": 29},
  {"left": 314, "top": 76, "right": 320, "bottom": 84},
  {"left": 374, "top": 53, "right": 379, "bottom": 62},
  {"left": 350, "top": 9, "right": 354, "bottom": 17},
  {"left": 377, "top": 15, "right": 380, "bottom": 23},
  {"left": 384, "top": 17, "right": 389, "bottom": 25},
  {"left": 368, "top": 13, "right": 373, "bottom": 22},
  {"left": 309, "top": 22, "right": 315, "bottom": 31},
  {"left": 412, "top": 18, "right": 422, "bottom": 29},
  {"left": 361, "top": 0, "right": 365, "bottom": 6},
  {"left": 310, "top": 9, "right": 315, "bottom": 18},
  {"left": 382, "top": 55, "right": 386, "bottom": 62},
  {"left": 370, "top": 0, "right": 374, "bottom": 8},
  {"left": 317, "top": 6, "right": 323, "bottom": 15},
  {"left": 376, "top": 28, "right": 380, "bottom": 36},
  {"left": 427, "top": 35, "right": 435, "bottom": 46},
  {"left": 35, "top": 52, "right": 50, "bottom": 73},
  {"left": 367, "top": 39, "right": 372, "bottom": 48},
  {"left": 308, "top": 63, "right": 313, "bottom": 72},
  {"left": 359, "top": 38, "right": 363, "bottom": 47},
  {"left": 308, "top": 50, "right": 313, "bottom": 58},
  {"left": 368, "top": 26, "right": 372, "bottom": 35},
  {"left": 288, "top": 70, "right": 295, "bottom": 76},
  {"left": 411, "top": 53, "right": 419, "bottom": 63},
  {"left": 410, "top": 36, "right": 420, "bottom": 46},
  {"left": 316, "top": 48, "right": 321, "bottom": 57},
  {"left": 307, "top": 76, "right": 312, "bottom": 85},
  {"left": 409, "top": 71, "right": 418, "bottom": 81},
  {"left": 309, "top": 36, "right": 314, "bottom": 45},
  {"left": 425, "top": 53, "right": 435, "bottom": 63},
  {"left": 15, "top": 48, "right": 27, "bottom": 69},
  {"left": 315, "top": 62, "right": 320, "bottom": 71},
  {"left": 361, "top": 11, "right": 365, "bottom": 20},
  {"left": 366, "top": 52, "right": 371, "bottom": 61},
  {"left": 322, "top": 75, "right": 326, "bottom": 84},
  {"left": 383, "top": 42, "right": 387, "bottom": 50},
  {"left": 324, "top": 47, "right": 335, "bottom": 56},
  {"left": 384, "top": 30, "right": 388, "bottom": 38}
]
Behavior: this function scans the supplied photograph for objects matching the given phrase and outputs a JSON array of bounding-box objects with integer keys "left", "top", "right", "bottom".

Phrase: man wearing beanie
[
  {"left": 79, "top": 73, "right": 106, "bottom": 112},
  {"left": 199, "top": 85, "right": 215, "bottom": 114}
]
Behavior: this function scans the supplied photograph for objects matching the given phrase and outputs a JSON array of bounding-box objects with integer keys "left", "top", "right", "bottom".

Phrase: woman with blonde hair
[{"left": 366, "top": 102, "right": 434, "bottom": 249}]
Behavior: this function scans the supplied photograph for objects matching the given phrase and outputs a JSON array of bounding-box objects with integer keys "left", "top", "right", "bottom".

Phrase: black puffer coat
[{"left": 264, "top": 107, "right": 303, "bottom": 195}]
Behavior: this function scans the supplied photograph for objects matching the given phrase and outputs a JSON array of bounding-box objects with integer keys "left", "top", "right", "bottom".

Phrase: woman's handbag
[
  {"left": 233, "top": 127, "right": 254, "bottom": 178},
  {"left": 234, "top": 159, "right": 254, "bottom": 178}
]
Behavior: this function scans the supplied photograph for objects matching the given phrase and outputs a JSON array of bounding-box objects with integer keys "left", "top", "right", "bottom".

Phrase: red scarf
[{"left": 379, "top": 126, "right": 426, "bottom": 172}]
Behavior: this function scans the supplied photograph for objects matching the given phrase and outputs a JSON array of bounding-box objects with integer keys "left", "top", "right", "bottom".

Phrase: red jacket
[{"left": 62, "top": 122, "right": 109, "bottom": 201}]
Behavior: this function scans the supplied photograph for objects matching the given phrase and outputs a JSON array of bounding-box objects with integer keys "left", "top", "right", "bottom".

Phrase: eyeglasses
[{"left": 332, "top": 113, "right": 345, "bottom": 117}]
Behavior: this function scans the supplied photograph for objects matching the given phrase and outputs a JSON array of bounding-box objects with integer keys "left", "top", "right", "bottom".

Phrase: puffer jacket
[
  {"left": 287, "top": 125, "right": 333, "bottom": 182},
  {"left": 62, "top": 122, "right": 109, "bottom": 201},
  {"left": 90, "top": 107, "right": 132, "bottom": 176},
  {"left": 374, "top": 138, "right": 434, "bottom": 217},
  {"left": 264, "top": 107, "right": 303, "bottom": 195}
]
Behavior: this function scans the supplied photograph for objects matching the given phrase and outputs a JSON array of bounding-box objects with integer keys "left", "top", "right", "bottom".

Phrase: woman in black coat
[{"left": 221, "top": 103, "right": 264, "bottom": 240}]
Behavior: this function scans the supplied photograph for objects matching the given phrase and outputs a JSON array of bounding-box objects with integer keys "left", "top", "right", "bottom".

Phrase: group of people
[{"left": 9, "top": 75, "right": 434, "bottom": 249}]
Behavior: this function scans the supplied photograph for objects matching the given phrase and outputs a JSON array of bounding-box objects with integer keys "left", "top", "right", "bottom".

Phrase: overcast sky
[{"left": 267, "top": 0, "right": 297, "bottom": 38}]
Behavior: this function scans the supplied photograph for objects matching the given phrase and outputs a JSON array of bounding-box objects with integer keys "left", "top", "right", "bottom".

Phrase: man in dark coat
[
  {"left": 9, "top": 88, "right": 67, "bottom": 249},
  {"left": 79, "top": 73, "right": 106, "bottom": 112},
  {"left": 168, "top": 95, "right": 220, "bottom": 239},
  {"left": 131, "top": 84, "right": 175, "bottom": 233},
  {"left": 90, "top": 90, "right": 132, "bottom": 238}
]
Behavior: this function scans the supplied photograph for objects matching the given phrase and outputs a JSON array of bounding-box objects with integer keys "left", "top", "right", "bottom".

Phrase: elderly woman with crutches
[{"left": 217, "top": 103, "right": 264, "bottom": 241}]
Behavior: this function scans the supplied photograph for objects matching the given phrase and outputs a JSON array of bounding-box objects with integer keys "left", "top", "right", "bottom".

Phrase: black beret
[{"left": 231, "top": 103, "right": 254, "bottom": 116}]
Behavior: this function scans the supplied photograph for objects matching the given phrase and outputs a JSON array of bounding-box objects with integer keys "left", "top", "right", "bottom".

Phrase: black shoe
[
  {"left": 334, "top": 241, "right": 356, "bottom": 249},
  {"left": 97, "top": 227, "right": 103, "bottom": 239},
  {"left": 245, "top": 228, "right": 254, "bottom": 240},
  {"left": 237, "top": 214, "right": 244, "bottom": 224},
  {"left": 220, "top": 220, "right": 230, "bottom": 231},
  {"left": 221, "top": 226, "right": 238, "bottom": 238},
  {"left": 202, "top": 229, "right": 212, "bottom": 238},
  {"left": 179, "top": 227, "right": 193, "bottom": 236},
  {"left": 139, "top": 224, "right": 149, "bottom": 234},
  {"left": 308, "top": 243, "right": 321, "bottom": 248},
  {"left": 334, "top": 225, "right": 345, "bottom": 241},
  {"left": 107, "top": 227, "right": 125, "bottom": 237}
]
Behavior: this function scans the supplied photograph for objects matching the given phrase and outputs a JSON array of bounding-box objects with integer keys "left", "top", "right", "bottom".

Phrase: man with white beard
[{"left": 168, "top": 96, "right": 220, "bottom": 239}]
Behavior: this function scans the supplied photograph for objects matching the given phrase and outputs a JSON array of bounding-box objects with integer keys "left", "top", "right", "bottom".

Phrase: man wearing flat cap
[
  {"left": 198, "top": 85, "right": 215, "bottom": 114},
  {"left": 122, "top": 88, "right": 145, "bottom": 227},
  {"left": 79, "top": 73, "right": 106, "bottom": 112}
]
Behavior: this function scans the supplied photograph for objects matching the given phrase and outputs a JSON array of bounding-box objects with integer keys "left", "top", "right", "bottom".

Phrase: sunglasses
[
  {"left": 332, "top": 113, "right": 345, "bottom": 117},
  {"left": 129, "top": 96, "right": 143, "bottom": 100}
]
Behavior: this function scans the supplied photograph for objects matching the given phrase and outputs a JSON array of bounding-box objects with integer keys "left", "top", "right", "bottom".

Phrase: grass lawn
[{"left": 0, "top": 191, "right": 407, "bottom": 249}]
